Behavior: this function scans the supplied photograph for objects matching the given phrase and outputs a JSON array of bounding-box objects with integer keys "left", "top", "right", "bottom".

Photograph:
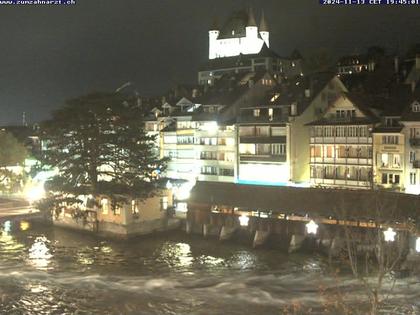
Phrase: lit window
[
  {"left": 101, "top": 198, "right": 109, "bottom": 215},
  {"left": 410, "top": 172, "right": 417, "bottom": 185},
  {"left": 161, "top": 197, "right": 168, "bottom": 211},
  {"left": 268, "top": 108, "right": 274, "bottom": 121},
  {"left": 253, "top": 109, "right": 260, "bottom": 117},
  {"left": 239, "top": 143, "right": 256, "bottom": 155},
  {"left": 131, "top": 200, "right": 139, "bottom": 215},
  {"left": 412, "top": 101, "right": 420, "bottom": 112}
]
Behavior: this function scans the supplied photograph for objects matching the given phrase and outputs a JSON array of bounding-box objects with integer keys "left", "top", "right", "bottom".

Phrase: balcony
[
  {"left": 410, "top": 138, "right": 420, "bottom": 147},
  {"left": 238, "top": 115, "right": 287, "bottom": 124},
  {"left": 240, "top": 136, "right": 286, "bottom": 144},
  {"left": 240, "top": 154, "right": 286, "bottom": 162}
]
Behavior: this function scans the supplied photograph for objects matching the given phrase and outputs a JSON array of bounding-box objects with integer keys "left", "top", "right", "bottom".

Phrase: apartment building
[{"left": 309, "top": 93, "right": 377, "bottom": 189}]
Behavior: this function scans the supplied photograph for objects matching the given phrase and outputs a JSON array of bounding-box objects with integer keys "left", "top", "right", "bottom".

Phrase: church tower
[{"left": 259, "top": 11, "right": 269, "bottom": 47}]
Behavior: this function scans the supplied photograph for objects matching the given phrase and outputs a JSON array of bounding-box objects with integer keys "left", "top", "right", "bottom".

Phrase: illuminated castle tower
[{"left": 208, "top": 8, "right": 270, "bottom": 60}]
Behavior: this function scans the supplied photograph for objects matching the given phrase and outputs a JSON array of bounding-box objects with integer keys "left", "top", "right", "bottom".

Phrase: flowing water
[{"left": 0, "top": 221, "right": 418, "bottom": 315}]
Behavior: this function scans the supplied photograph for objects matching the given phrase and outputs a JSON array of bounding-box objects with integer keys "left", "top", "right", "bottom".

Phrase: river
[{"left": 0, "top": 221, "right": 418, "bottom": 315}]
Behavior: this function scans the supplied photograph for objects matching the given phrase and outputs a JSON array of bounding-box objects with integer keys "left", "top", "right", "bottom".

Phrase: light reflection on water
[
  {"left": 0, "top": 221, "right": 417, "bottom": 315},
  {"left": 28, "top": 236, "right": 53, "bottom": 270}
]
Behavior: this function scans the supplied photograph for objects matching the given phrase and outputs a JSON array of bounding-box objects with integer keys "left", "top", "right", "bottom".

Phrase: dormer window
[{"left": 412, "top": 101, "right": 420, "bottom": 112}]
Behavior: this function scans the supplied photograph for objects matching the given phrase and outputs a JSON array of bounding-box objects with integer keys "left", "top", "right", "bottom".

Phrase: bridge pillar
[
  {"left": 253, "top": 230, "right": 271, "bottom": 248},
  {"left": 220, "top": 225, "right": 237, "bottom": 241},
  {"left": 186, "top": 220, "right": 192, "bottom": 234},
  {"left": 288, "top": 234, "right": 306, "bottom": 253}
]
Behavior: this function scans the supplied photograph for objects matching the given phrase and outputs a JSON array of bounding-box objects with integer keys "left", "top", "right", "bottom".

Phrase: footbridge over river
[
  {"left": 0, "top": 197, "right": 43, "bottom": 224},
  {"left": 186, "top": 182, "right": 420, "bottom": 254}
]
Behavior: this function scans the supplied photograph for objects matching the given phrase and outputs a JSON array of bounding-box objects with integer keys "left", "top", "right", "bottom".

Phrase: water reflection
[
  {"left": 0, "top": 223, "right": 417, "bottom": 315},
  {"left": 28, "top": 236, "right": 53, "bottom": 270},
  {"left": 20, "top": 220, "right": 30, "bottom": 231},
  {"left": 159, "top": 242, "right": 194, "bottom": 268}
]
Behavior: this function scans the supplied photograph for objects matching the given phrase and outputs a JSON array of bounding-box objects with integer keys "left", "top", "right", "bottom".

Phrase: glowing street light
[
  {"left": 383, "top": 227, "right": 396, "bottom": 242},
  {"left": 239, "top": 214, "right": 249, "bottom": 227},
  {"left": 416, "top": 237, "right": 420, "bottom": 253},
  {"left": 306, "top": 220, "right": 318, "bottom": 235}
]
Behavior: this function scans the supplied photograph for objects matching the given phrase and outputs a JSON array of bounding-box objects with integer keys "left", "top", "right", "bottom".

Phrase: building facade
[{"left": 309, "top": 94, "right": 376, "bottom": 189}]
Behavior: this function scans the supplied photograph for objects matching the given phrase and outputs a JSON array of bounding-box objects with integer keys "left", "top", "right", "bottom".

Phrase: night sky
[{"left": 1, "top": 0, "right": 420, "bottom": 125}]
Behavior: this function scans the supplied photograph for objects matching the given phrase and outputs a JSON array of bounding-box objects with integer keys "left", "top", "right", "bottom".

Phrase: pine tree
[{"left": 38, "top": 92, "right": 167, "bottom": 212}]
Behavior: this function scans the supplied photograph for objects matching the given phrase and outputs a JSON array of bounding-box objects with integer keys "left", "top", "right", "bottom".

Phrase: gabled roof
[
  {"left": 265, "top": 72, "right": 337, "bottom": 115},
  {"left": 400, "top": 87, "right": 420, "bottom": 121},
  {"left": 306, "top": 92, "right": 379, "bottom": 126}
]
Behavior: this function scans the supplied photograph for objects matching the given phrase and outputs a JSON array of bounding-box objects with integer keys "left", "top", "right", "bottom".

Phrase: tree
[
  {"left": 303, "top": 48, "right": 335, "bottom": 74},
  {"left": 0, "top": 131, "right": 28, "bottom": 193},
  {"left": 328, "top": 191, "right": 416, "bottom": 315},
  {"left": 37, "top": 92, "right": 168, "bottom": 212}
]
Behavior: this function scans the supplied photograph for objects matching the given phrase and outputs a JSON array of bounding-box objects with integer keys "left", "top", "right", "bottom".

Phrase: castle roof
[
  {"left": 259, "top": 10, "right": 269, "bottom": 32},
  {"left": 218, "top": 10, "right": 249, "bottom": 39}
]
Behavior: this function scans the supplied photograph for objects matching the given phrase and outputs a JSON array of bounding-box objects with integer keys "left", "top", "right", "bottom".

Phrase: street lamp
[
  {"left": 239, "top": 214, "right": 249, "bottom": 227},
  {"left": 383, "top": 227, "right": 396, "bottom": 242},
  {"left": 306, "top": 220, "right": 318, "bottom": 235}
]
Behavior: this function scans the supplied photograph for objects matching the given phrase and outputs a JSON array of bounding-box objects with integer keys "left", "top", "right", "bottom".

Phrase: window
[
  {"left": 200, "top": 137, "right": 217, "bottom": 146},
  {"left": 410, "top": 172, "right": 417, "bottom": 185},
  {"left": 382, "top": 136, "right": 399, "bottom": 145},
  {"left": 239, "top": 143, "right": 256, "bottom": 155},
  {"left": 177, "top": 136, "right": 194, "bottom": 144},
  {"left": 383, "top": 173, "right": 400, "bottom": 185},
  {"left": 161, "top": 197, "right": 168, "bottom": 211},
  {"left": 271, "top": 143, "right": 286, "bottom": 155},
  {"left": 253, "top": 109, "right": 260, "bottom": 117},
  {"left": 255, "top": 126, "right": 270, "bottom": 137},
  {"left": 101, "top": 198, "right": 109, "bottom": 215},
  {"left": 200, "top": 151, "right": 217, "bottom": 160},
  {"left": 271, "top": 127, "right": 285, "bottom": 136},
  {"left": 219, "top": 168, "right": 234, "bottom": 177},
  {"left": 393, "top": 154, "right": 401, "bottom": 168},
  {"left": 381, "top": 153, "right": 389, "bottom": 168},
  {"left": 201, "top": 166, "right": 217, "bottom": 175},
  {"left": 382, "top": 173, "right": 387, "bottom": 184},
  {"left": 163, "top": 136, "right": 177, "bottom": 144},
  {"left": 240, "top": 127, "right": 254, "bottom": 137},
  {"left": 410, "top": 151, "right": 416, "bottom": 163},
  {"left": 268, "top": 108, "right": 274, "bottom": 121},
  {"left": 412, "top": 101, "right": 420, "bottom": 112},
  {"left": 131, "top": 200, "right": 139, "bottom": 215},
  {"left": 256, "top": 143, "right": 270, "bottom": 155}
]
